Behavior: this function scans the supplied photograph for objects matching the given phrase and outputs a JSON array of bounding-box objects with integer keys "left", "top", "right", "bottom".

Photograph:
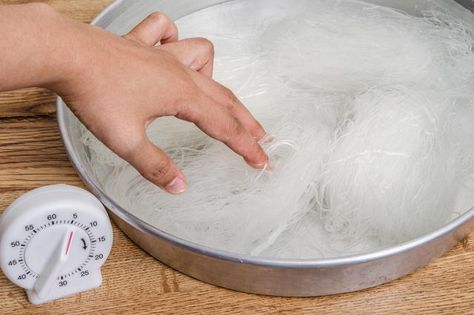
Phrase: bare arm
[{"left": 0, "top": 3, "right": 268, "bottom": 194}]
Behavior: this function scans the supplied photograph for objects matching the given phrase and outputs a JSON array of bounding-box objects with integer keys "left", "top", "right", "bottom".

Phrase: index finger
[
  {"left": 191, "top": 72, "right": 267, "bottom": 141},
  {"left": 177, "top": 92, "right": 268, "bottom": 168}
]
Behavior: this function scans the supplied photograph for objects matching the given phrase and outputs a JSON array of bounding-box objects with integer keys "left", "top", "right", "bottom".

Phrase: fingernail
[
  {"left": 248, "top": 158, "right": 270, "bottom": 170},
  {"left": 165, "top": 176, "right": 187, "bottom": 194},
  {"left": 255, "top": 161, "right": 269, "bottom": 169},
  {"left": 261, "top": 160, "right": 275, "bottom": 170}
]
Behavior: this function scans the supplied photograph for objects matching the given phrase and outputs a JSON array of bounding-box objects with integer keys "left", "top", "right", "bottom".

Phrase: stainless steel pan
[{"left": 57, "top": 0, "right": 474, "bottom": 296}]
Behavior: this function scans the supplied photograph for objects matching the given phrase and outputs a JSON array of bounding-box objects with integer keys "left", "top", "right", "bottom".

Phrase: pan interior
[{"left": 68, "top": 0, "right": 474, "bottom": 260}]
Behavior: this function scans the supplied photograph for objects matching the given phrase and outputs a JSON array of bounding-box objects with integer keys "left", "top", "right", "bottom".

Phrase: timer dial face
[
  {"left": 22, "top": 220, "right": 98, "bottom": 280},
  {"left": 2, "top": 209, "right": 112, "bottom": 290}
]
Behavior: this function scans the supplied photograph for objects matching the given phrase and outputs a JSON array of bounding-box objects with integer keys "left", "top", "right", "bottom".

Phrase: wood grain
[
  {"left": 0, "top": 1, "right": 473, "bottom": 314},
  {"left": 0, "top": 88, "right": 56, "bottom": 118},
  {"left": 1, "top": 0, "right": 111, "bottom": 22}
]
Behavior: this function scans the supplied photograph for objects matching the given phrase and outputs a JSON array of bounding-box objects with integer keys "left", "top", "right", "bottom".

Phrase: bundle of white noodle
[{"left": 81, "top": 0, "right": 474, "bottom": 258}]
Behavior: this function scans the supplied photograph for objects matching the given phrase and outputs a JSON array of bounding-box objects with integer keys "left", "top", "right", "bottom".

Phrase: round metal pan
[{"left": 57, "top": 0, "right": 474, "bottom": 296}]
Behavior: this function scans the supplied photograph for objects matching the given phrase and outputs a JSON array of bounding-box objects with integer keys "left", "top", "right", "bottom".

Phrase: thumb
[{"left": 123, "top": 136, "right": 187, "bottom": 194}]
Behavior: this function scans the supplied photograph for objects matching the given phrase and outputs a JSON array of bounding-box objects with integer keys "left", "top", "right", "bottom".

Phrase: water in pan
[{"left": 81, "top": 0, "right": 474, "bottom": 258}]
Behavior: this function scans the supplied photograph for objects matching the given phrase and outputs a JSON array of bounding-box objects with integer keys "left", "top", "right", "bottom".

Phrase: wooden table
[{"left": 0, "top": 1, "right": 473, "bottom": 314}]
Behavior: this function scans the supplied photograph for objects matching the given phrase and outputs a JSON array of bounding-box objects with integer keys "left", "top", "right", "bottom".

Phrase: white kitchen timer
[{"left": 0, "top": 184, "right": 113, "bottom": 304}]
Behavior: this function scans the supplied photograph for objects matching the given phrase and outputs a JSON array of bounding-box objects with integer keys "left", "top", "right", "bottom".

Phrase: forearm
[{"left": 0, "top": 3, "right": 89, "bottom": 92}]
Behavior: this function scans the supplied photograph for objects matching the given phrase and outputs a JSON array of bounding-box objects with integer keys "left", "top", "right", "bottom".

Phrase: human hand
[{"left": 54, "top": 12, "right": 268, "bottom": 194}]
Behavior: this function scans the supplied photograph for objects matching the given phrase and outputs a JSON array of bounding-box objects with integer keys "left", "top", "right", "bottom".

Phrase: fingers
[
  {"left": 177, "top": 93, "right": 268, "bottom": 168},
  {"left": 128, "top": 16, "right": 263, "bottom": 142},
  {"left": 125, "top": 12, "right": 178, "bottom": 46},
  {"left": 191, "top": 72, "right": 267, "bottom": 140},
  {"left": 121, "top": 134, "right": 187, "bottom": 194},
  {"left": 160, "top": 38, "right": 215, "bottom": 77}
]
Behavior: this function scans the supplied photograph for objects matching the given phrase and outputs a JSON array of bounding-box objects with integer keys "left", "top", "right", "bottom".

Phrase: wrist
[
  {"left": 0, "top": 3, "right": 91, "bottom": 93},
  {"left": 36, "top": 5, "right": 92, "bottom": 95},
  {"left": 43, "top": 10, "right": 119, "bottom": 102},
  {"left": 0, "top": 3, "right": 69, "bottom": 91}
]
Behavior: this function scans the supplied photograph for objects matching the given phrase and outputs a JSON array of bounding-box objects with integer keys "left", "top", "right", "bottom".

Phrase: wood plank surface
[{"left": 0, "top": 1, "right": 473, "bottom": 314}]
